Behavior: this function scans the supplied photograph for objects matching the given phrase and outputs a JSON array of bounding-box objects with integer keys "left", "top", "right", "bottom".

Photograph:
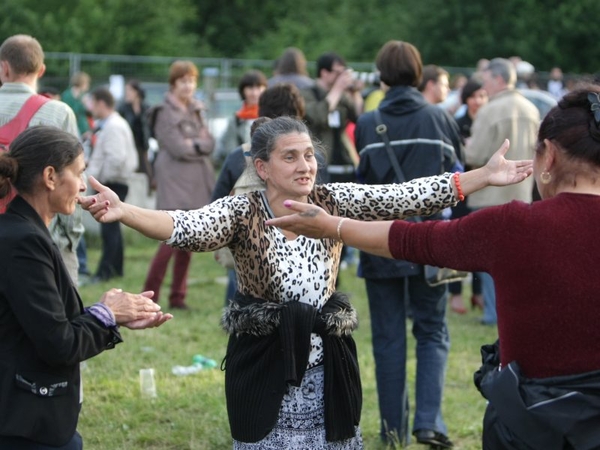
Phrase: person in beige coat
[
  {"left": 464, "top": 57, "right": 539, "bottom": 326},
  {"left": 144, "top": 60, "right": 215, "bottom": 309}
]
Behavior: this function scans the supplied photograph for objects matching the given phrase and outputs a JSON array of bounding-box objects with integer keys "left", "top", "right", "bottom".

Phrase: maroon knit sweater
[{"left": 389, "top": 193, "right": 600, "bottom": 379}]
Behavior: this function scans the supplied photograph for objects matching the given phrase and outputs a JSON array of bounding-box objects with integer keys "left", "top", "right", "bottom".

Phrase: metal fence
[
  {"left": 41, "top": 52, "right": 485, "bottom": 122},
  {"left": 43, "top": 52, "right": 566, "bottom": 98},
  {"left": 42, "top": 52, "right": 382, "bottom": 91}
]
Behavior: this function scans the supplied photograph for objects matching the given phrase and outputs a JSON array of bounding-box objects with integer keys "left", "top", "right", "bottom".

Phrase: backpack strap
[
  {"left": 0, "top": 95, "right": 50, "bottom": 144},
  {"left": 373, "top": 108, "right": 407, "bottom": 183},
  {"left": 0, "top": 95, "right": 50, "bottom": 213}
]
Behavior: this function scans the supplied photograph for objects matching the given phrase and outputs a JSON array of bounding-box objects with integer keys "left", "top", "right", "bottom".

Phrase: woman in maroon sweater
[{"left": 267, "top": 86, "right": 600, "bottom": 449}]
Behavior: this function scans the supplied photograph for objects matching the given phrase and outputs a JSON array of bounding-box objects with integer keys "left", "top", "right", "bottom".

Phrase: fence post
[
  {"left": 202, "top": 67, "right": 220, "bottom": 119},
  {"left": 68, "top": 53, "right": 82, "bottom": 79}
]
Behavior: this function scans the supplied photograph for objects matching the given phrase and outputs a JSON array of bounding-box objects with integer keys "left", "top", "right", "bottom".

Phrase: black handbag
[{"left": 373, "top": 109, "right": 468, "bottom": 287}]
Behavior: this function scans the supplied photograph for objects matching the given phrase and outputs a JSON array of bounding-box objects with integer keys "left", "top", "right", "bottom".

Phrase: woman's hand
[
  {"left": 78, "top": 176, "right": 123, "bottom": 223},
  {"left": 459, "top": 139, "right": 534, "bottom": 197},
  {"left": 100, "top": 289, "right": 162, "bottom": 324},
  {"left": 483, "top": 139, "right": 533, "bottom": 186},
  {"left": 266, "top": 200, "right": 394, "bottom": 258},
  {"left": 122, "top": 311, "right": 174, "bottom": 330},
  {"left": 265, "top": 200, "right": 339, "bottom": 239}
]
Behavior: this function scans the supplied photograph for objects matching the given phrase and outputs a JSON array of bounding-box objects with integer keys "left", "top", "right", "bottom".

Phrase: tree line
[{"left": 2, "top": 0, "right": 598, "bottom": 75}]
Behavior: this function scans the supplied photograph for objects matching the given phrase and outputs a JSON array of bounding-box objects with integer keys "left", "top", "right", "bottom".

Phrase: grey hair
[
  {"left": 237, "top": 116, "right": 325, "bottom": 187},
  {"left": 486, "top": 58, "right": 516, "bottom": 88},
  {"left": 249, "top": 116, "right": 311, "bottom": 162}
]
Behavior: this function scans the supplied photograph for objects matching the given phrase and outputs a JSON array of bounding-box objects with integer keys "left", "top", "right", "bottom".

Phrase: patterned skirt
[{"left": 233, "top": 365, "right": 363, "bottom": 449}]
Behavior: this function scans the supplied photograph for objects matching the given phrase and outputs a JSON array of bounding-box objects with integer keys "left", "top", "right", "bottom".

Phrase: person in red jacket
[{"left": 265, "top": 85, "right": 600, "bottom": 450}]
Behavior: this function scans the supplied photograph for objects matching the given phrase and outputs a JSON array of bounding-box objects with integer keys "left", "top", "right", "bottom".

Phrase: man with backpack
[{"left": 0, "top": 34, "right": 83, "bottom": 284}]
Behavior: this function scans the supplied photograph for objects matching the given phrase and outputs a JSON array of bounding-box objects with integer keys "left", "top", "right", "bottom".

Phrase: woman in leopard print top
[{"left": 81, "top": 116, "right": 532, "bottom": 449}]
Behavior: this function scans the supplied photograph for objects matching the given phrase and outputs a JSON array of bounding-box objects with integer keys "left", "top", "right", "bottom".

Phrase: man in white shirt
[{"left": 87, "top": 86, "right": 138, "bottom": 281}]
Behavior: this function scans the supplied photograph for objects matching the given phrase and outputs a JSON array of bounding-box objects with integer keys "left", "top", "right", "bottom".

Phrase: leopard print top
[{"left": 166, "top": 173, "right": 456, "bottom": 366}]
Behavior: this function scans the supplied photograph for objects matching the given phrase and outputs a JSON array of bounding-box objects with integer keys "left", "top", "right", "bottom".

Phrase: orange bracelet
[{"left": 453, "top": 172, "right": 465, "bottom": 202}]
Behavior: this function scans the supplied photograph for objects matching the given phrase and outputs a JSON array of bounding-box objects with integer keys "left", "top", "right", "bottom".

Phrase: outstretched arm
[
  {"left": 266, "top": 140, "right": 531, "bottom": 254},
  {"left": 79, "top": 176, "right": 174, "bottom": 241},
  {"left": 265, "top": 201, "right": 394, "bottom": 258},
  {"left": 459, "top": 139, "right": 532, "bottom": 196}
]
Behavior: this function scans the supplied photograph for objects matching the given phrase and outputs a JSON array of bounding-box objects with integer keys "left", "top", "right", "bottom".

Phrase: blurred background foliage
[{"left": 1, "top": 0, "right": 598, "bottom": 73}]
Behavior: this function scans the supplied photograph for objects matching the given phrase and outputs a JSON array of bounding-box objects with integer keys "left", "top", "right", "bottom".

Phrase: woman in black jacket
[
  {"left": 0, "top": 126, "right": 171, "bottom": 449},
  {"left": 118, "top": 79, "right": 152, "bottom": 178}
]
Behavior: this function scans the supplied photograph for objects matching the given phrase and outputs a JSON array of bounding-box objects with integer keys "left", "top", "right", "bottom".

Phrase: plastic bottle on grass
[
  {"left": 171, "top": 364, "right": 203, "bottom": 376},
  {"left": 171, "top": 354, "right": 217, "bottom": 376},
  {"left": 192, "top": 354, "right": 217, "bottom": 369}
]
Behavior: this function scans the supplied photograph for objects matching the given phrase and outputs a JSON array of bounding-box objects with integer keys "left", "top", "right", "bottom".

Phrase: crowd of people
[{"left": 1, "top": 32, "right": 598, "bottom": 450}]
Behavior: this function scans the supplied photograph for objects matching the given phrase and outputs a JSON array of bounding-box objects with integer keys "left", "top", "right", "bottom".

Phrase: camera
[{"left": 351, "top": 70, "right": 379, "bottom": 85}]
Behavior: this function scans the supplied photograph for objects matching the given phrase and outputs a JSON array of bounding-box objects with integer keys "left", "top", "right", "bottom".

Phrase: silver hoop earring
[{"left": 540, "top": 170, "right": 552, "bottom": 185}]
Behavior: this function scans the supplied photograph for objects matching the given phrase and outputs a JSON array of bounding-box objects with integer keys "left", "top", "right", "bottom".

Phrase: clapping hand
[
  {"left": 100, "top": 289, "right": 172, "bottom": 328},
  {"left": 122, "top": 311, "right": 174, "bottom": 330}
]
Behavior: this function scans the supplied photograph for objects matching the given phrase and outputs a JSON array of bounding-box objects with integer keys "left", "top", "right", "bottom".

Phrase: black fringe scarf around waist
[{"left": 220, "top": 291, "right": 362, "bottom": 443}]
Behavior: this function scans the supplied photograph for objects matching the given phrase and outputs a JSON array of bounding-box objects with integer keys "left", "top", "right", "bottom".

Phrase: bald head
[{"left": 0, "top": 35, "right": 45, "bottom": 81}]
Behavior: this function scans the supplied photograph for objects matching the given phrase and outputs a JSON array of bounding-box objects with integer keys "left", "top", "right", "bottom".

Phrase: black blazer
[{"left": 0, "top": 196, "right": 122, "bottom": 446}]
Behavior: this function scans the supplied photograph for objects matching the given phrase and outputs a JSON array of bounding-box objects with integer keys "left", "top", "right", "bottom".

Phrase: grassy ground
[{"left": 77, "top": 230, "right": 498, "bottom": 449}]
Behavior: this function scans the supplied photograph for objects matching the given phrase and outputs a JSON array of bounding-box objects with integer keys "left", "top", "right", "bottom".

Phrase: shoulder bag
[{"left": 373, "top": 109, "right": 468, "bottom": 287}]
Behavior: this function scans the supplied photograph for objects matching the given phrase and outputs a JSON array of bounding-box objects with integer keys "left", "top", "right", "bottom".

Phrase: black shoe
[{"left": 413, "top": 429, "right": 453, "bottom": 449}]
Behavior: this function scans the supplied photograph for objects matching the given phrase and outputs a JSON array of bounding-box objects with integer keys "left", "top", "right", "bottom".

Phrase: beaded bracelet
[
  {"left": 337, "top": 218, "right": 348, "bottom": 242},
  {"left": 453, "top": 172, "right": 465, "bottom": 202}
]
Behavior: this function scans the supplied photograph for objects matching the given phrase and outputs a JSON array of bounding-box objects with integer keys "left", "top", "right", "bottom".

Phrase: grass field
[{"left": 76, "top": 230, "right": 498, "bottom": 449}]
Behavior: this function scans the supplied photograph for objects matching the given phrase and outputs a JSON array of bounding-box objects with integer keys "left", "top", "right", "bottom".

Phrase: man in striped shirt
[{"left": 0, "top": 34, "right": 83, "bottom": 284}]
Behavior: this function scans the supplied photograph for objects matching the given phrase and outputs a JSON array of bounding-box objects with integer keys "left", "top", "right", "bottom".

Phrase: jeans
[
  {"left": 365, "top": 273, "right": 450, "bottom": 444},
  {"left": 448, "top": 272, "right": 481, "bottom": 296},
  {"left": 478, "top": 271, "right": 497, "bottom": 324},
  {"left": 0, "top": 431, "right": 83, "bottom": 449},
  {"left": 76, "top": 236, "right": 90, "bottom": 276},
  {"left": 225, "top": 268, "right": 236, "bottom": 306},
  {"left": 95, "top": 183, "right": 128, "bottom": 280}
]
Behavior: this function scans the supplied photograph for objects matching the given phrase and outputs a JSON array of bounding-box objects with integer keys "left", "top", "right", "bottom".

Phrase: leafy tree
[
  {"left": 405, "top": 0, "right": 600, "bottom": 74},
  {"left": 195, "top": 0, "right": 292, "bottom": 58},
  {"left": 0, "top": 0, "right": 202, "bottom": 56},
  {"left": 2, "top": 0, "right": 598, "bottom": 76}
]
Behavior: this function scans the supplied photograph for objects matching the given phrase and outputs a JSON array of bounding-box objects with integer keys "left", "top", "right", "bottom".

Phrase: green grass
[{"left": 77, "top": 230, "right": 498, "bottom": 449}]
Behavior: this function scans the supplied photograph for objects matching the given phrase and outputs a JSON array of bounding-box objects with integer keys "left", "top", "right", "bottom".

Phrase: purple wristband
[{"left": 86, "top": 302, "right": 117, "bottom": 328}]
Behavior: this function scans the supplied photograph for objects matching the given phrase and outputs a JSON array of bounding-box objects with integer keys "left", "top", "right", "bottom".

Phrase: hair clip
[{"left": 588, "top": 92, "right": 600, "bottom": 124}]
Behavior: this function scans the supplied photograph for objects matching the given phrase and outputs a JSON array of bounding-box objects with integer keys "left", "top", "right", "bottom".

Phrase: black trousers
[{"left": 96, "top": 182, "right": 128, "bottom": 280}]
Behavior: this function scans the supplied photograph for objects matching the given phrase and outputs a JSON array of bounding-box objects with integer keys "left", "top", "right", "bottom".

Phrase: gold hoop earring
[{"left": 540, "top": 170, "right": 552, "bottom": 185}]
